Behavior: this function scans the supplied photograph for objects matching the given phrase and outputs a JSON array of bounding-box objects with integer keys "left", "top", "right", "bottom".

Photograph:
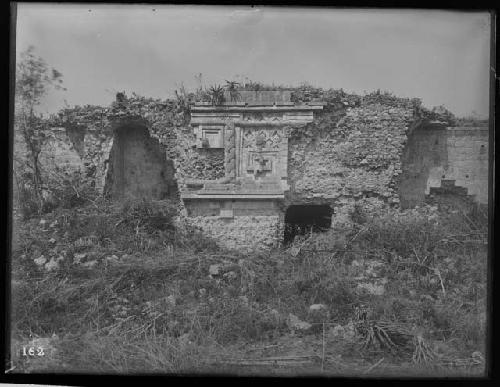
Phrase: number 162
[{"left": 21, "top": 346, "right": 44, "bottom": 356}]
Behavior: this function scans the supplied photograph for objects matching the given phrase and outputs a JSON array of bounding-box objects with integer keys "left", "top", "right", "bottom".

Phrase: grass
[{"left": 9, "top": 198, "right": 488, "bottom": 376}]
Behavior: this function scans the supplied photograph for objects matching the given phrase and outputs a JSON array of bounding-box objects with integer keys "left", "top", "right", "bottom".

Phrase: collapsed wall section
[
  {"left": 426, "top": 127, "right": 489, "bottom": 205},
  {"left": 39, "top": 128, "right": 85, "bottom": 173},
  {"left": 52, "top": 99, "right": 184, "bottom": 200},
  {"left": 37, "top": 125, "right": 113, "bottom": 194},
  {"left": 398, "top": 123, "right": 449, "bottom": 209},
  {"left": 105, "top": 123, "right": 177, "bottom": 200},
  {"left": 398, "top": 124, "right": 488, "bottom": 209},
  {"left": 288, "top": 104, "right": 415, "bottom": 227}
]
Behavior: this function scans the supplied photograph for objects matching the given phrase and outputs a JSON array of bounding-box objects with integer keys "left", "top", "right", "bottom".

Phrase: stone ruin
[
  {"left": 39, "top": 89, "right": 489, "bottom": 251},
  {"left": 183, "top": 90, "right": 324, "bottom": 249}
]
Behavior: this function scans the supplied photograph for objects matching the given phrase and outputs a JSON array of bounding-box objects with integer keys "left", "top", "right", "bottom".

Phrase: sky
[{"left": 15, "top": 4, "right": 492, "bottom": 118}]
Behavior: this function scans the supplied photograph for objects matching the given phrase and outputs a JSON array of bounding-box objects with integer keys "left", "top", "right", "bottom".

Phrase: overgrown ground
[{"left": 9, "top": 198, "right": 488, "bottom": 376}]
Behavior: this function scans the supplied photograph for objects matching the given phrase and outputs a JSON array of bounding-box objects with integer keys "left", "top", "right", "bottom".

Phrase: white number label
[{"left": 21, "top": 346, "right": 45, "bottom": 357}]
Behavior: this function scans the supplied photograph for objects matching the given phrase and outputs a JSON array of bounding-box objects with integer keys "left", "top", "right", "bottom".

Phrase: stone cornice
[
  {"left": 181, "top": 193, "right": 284, "bottom": 200},
  {"left": 190, "top": 120, "right": 310, "bottom": 127},
  {"left": 191, "top": 105, "right": 324, "bottom": 113}
]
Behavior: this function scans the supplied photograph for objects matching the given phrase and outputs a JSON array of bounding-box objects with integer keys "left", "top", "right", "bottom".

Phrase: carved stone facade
[{"left": 182, "top": 91, "right": 323, "bottom": 250}]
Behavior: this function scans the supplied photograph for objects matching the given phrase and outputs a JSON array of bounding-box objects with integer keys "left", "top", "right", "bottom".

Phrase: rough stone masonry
[{"left": 42, "top": 89, "right": 489, "bottom": 251}]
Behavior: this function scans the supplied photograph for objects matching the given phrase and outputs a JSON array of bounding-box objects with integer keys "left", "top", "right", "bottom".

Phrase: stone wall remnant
[
  {"left": 288, "top": 103, "right": 415, "bottom": 228},
  {"left": 399, "top": 124, "right": 488, "bottom": 208},
  {"left": 426, "top": 127, "right": 489, "bottom": 205},
  {"left": 39, "top": 127, "right": 85, "bottom": 174},
  {"left": 398, "top": 122, "right": 449, "bottom": 209},
  {"left": 36, "top": 89, "right": 489, "bottom": 251}
]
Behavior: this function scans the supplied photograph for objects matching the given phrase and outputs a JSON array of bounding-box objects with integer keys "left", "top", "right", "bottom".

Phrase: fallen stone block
[
  {"left": 287, "top": 313, "right": 313, "bottom": 333},
  {"left": 34, "top": 255, "right": 47, "bottom": 266},
  {"left": 44, "top": 258, "right": 59, "bottom": 271}
]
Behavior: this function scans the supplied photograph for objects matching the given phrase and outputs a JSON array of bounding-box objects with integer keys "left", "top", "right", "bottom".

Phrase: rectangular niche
[{"left": 196, "top": 125, "right": 224, "bottom": 148}]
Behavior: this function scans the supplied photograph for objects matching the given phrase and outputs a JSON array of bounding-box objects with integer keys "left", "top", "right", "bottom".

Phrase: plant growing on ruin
[
  {"left": 174, "top": 84, "right": 192, "bottom": 118},
  {"left": 242, "top": 80, "right": 262, "bottom": 90},
  {"left": 15, "top": 45, "right": 66, "bottom": 214},
  {"left": 224, "top": 80, "right": 241, "bottom": 103},
  {"left": 207, "top": 84, "right": 225, "bottom": 106},
  {"left": 429, "top": 105, "right": 457, "bottom": 125}
]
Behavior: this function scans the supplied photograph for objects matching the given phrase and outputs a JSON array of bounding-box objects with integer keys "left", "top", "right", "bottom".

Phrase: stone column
[
  {"left": 224, "top": 121, "right": 236, "bottom": 181},
  {"left": 235, "top": 125, "right": 241, "bottom": 178}
]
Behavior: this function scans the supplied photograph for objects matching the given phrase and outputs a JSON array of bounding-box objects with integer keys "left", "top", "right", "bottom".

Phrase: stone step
[{"left": 429, "top": 179, "right": 469, "bottom": 196}]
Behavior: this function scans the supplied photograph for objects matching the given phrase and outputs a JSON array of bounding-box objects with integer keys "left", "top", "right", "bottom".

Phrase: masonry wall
[
  {"left": 169, "top": 128, "right": 225, "bottom": 184},
  {"left": 426, "top": 128, "right": 489, "bottom": 205},
  {"left": 288, "top": 104, "right": 415, "bottom": 227},
  {"left": 39, "top": 129, "right": 85, "bottom": 173},
  {"left": 45, "top": 93, "right": 488, "bottom": 251},
  {"left": 40, "top": 128, "right": 84, "bottom": 172},
  {"left": 181, "top": 197, "right": 284, "bottom": 251},
  {"left": 186, "top": 215, "right": 281, "bottom": 251},
  {"left": 399, "top": 126, "right": 489, "bottom": 207},
  {"left": 37, "top": 125, "right": 114, "bottom": 194},
  {"left": 82, "top": 129, "right": 113, "bottom": 192}
]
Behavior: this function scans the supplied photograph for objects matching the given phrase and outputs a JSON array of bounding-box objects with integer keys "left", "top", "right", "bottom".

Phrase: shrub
[
  {"left": 47, "top": 169, "right": 99, "bottom": 209},
  {"left": 120, "top": 198, "right": 177, "bottom": 233},
  {"left": 14, "top": 165, "right": 100, "bottom": 219},
  {"left": 11, "top": 193, "right": 488, "bottom": 374},
  {"left": 17, "top": 183, "right": 41, "bottom": 219}
]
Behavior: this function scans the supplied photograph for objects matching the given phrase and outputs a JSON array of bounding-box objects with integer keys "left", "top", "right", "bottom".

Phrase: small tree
[{"left": 15, "top": 45, "right": 66, "bottom": 213}]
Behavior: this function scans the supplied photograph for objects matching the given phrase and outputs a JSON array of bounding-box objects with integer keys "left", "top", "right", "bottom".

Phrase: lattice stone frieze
[{"left": 243, "top": 128, "right": 283, "bottom": 150}]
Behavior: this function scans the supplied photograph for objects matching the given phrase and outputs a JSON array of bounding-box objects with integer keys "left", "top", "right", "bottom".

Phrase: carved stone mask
[{"left": 255, "top": 133, "right": 266, "bottom": 148}]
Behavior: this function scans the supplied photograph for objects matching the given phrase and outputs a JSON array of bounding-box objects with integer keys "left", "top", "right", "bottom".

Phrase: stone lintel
[
  {"left": 191, "top": 105, "right": 323, "bottom": 113},
  {"left": 191, "top": 120, "right": 311, "bottom": 127},
  {"left": 196, "top": 102, "right": 297, "bottom": 107}
]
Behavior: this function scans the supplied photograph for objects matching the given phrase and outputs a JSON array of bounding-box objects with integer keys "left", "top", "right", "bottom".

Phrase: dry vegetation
[{"left": 9, "top": 195, "right": 488, "bottom": 376}]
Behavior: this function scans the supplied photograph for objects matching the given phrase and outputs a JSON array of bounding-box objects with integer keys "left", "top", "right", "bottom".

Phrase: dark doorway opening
[{"left": 284, "top": 205, "right": 332, "bottom": 244}]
